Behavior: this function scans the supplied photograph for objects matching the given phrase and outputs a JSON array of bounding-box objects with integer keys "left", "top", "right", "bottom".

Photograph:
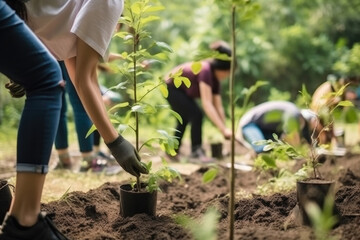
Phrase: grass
[
  {"left": 2, "top": 118, "right": 360, "bottom": 203},
  {"left": 0, "top": 125, "right": 17, "bottom": 161},
  {"left": 41, "top": 170, "right": 131, "bottom": 203}
]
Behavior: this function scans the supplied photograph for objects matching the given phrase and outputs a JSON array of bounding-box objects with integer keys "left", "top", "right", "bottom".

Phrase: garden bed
[{"left": 42, "top": 151, "right": 360, "bottom": 240}]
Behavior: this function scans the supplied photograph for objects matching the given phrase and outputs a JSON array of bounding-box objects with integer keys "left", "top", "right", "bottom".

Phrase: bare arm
[
  {"left": 64, "top": 39, "right": 118, "bottom": 143},
  {"left": 64, "top": 38, "right": 147, "bottom": 177},
  {"left": 199, "top": 81, "right": 231, "bottom": 138},
  {"left": 213, "top": 94, "right": 226, "bottom": 124}
]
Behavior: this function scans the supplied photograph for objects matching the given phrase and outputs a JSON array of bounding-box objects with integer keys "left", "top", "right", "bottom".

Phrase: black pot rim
[
  {"left": 120, "top": 183, "right": 151, "bottom": 193},
  {"left": 297, "top": 179, "right": 335, "bottom": 185}
]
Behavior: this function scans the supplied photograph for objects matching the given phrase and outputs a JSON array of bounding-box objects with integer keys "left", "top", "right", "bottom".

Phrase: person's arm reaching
[
  {"left": 65, "top": 38, "right": 147, "bottom": 177},
  {"left": 199, "top": 81, "right": 232, "bottom": 139}
]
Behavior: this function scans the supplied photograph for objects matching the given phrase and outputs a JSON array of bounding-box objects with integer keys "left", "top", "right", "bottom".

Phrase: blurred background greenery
[{"left": 1, "top": 0, "right": 360, "bottom": 159}]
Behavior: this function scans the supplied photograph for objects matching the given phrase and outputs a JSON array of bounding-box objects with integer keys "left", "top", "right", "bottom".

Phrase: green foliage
[
  {"left": 140, "top": 160, "right": 182, "bottom": 193},
  {"left": 268, "top": 88, "right": 291, "bottom": 102},
  {"left": 175, "top": 208, "right": 220, "bottom": 240},
  {"left": 110, "top": 0, "right": 180, "bottom": 158},
  {"left": 333, "top": 43, "right": 360, "bottom": 77},
  {"left": 59, "top": 186, "right": 72, "bottom": 202},
  {"left": 253, "top": 134, "right": 307, "bottom": 172},
  {"left": 305, "top": 194, "right": 339, "bottom": 240},
  {"left": 0, "top": 76, "right": 24, "bottom": 127},
  {"left": 202, "top": 166, "right": 219, "bottom": 184},
  {"left": 255, "top": 169, "right": 298, "bottom": 194},
  {"left": 253, "top": 135, "right": 313, "bottom": 194}
]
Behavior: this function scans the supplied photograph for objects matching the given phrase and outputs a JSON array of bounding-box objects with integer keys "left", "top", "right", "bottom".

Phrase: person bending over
[{"left": 166, "top": 40, "right": 233, "bottom": 163}]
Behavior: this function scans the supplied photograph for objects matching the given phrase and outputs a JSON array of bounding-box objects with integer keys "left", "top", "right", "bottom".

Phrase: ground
[{"left": 38, "top": 143, "right": 360, "bottom": 240}]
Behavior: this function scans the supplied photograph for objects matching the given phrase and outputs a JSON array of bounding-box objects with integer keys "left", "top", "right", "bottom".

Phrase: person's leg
[
  {"left": 188, "top": 103, "right": 203, "bottom": 153},
  {"left": 54, "top": 62, "right": 71, "bottom": 167},
  {"left": 0, "top": 3, "right": 64, "bottom": 238},
  {"left": 93, "top": 130, "right": 101, "bottom": 152},
  {"left": 166, "top": 86, "right": 190, "bottom": 153},
  {"left": 242, "top": 123, "right": 266, "bottom": 153}
]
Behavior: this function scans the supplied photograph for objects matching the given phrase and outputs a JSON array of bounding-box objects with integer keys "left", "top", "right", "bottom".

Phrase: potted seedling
[
  {"left": 0, "top": 179, "right": 13, "bottom": 223},
  {"left": 296, "top": 83, "right": 356, "bottom": 225},
  {"left": 259, "top": 85, "right": 353, "bottom": 226},
  {"left": 101, "top": 0, "right": 182, "bottom": 217},
  {"left": 119, "top": 159, "right": 181, "bottom": 217}
]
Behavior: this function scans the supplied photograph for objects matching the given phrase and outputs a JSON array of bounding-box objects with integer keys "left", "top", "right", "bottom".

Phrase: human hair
[
  {"left": 209, "top": 40, "right": 232, "bottom": 70},
  {"left": 5, "top": 0, "right": 28, "bottom": 21}
]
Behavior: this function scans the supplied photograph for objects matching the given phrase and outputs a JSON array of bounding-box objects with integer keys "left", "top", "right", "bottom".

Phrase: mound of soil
[{"left": 42, "top": 152, "right": 360, "bottom": 240}]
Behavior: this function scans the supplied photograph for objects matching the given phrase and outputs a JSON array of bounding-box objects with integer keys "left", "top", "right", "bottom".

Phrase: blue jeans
[
  {"left": 55, "top": 61, "right": 94, "bottom": 153},
  {"left": 242, "top": 123, "right": 268, "bottom": 153},
  {"left": 0, "top": 1, "right": 62, "bottom": 173}
]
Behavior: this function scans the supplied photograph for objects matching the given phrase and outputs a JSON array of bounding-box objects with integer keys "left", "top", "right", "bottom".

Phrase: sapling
[
  {"left": 175, "top": 207, "right": 220, "bottom": 240},
  {"left": 133, "top": 159, "right": 182, "bottom": 193},
  {"left": 85, "top": 0, "right": 182, "bottom": 192},
  {"left": 258, "top": 84, "right": 354, "bottom": 180},
  {"left": 305, "top": 194, "right": 339, "bottom": 240},
  {"left": 111, "top": 0, "right": 185, "bottom": 192}
]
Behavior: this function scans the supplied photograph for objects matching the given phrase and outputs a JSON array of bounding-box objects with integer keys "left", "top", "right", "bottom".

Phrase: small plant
[
  {"left": 305, "top": 194, "right": 339, "bottom": 240},
  {"left": 175, "top": 207, "right": 220, "bottom": 240},
  {"left": 257, "top": 84, "right": 354, "bottom": 181},
  {"left": 132, "top": 159, "right": 182, "bottom": 193},
  {"left": 109, "top": 0, "right": 182, "bottom": 192}
]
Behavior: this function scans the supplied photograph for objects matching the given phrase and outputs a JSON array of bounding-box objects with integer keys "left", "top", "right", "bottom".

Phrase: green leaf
[
  {"left": 113, "top": 31, "right": 128, "bottom": 38},
  {"left": 108, "top": 102, "right": 129, "bottom": 112},
  {"left": 85, "top": 124, "right": 97, "bottom": 138},
  {"left": 191, "top": 62, "right": 202, "bottom": 75},
  {"left": 337, "top": 100, "right": 354, "bottom": 107},
  {"left": 180, "top": 76, "right": 191, "bottom": 88},
  {"left": 131, "top": 2, "right": 142, "bottom": 15},
  {"left": 155, "top": 41, "right": 173, "bottom": 52},
  {"left": 174, "top": 77, "right": 182, "bottom": 88},
  {"left": 202, "top": 168, "right": 218, "bottom": 184},
  {"left": 261, "top": 154, "right": 277, "bottom": 168},
  {"left": 344, "top": 107, "right": 358, "bottom": 123},
  {"left": 144, "top": 5, "right": 165, "bottom": 13},
  {"left": 159, "top": 84, "right": 169, "bottom": 98},
  {"left": 140, "top": 16, "right": 161, "bottom": 25},
  {"left": 169, "top": 109, "right": 183, "bottom": 124},
  {"left": 153, "top": 52, "right": 169, "bottom": 60}
]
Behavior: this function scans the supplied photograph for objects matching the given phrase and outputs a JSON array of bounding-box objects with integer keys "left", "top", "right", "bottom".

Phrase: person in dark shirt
[{"left": 166, "top": 41, "right": 233, "bottom": 163}]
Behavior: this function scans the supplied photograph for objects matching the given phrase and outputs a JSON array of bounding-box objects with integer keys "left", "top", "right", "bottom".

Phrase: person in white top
[
  {"left": 0, "top": 1, "right": 147, "bottom": 239},
  {"left": 25, "top": 0, "right": 148, "bottom": 177}
]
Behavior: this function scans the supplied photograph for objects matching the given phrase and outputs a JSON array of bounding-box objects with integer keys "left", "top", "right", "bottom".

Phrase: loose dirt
[{"left": 41, "top": 149, "right": 360, "bottom": 240}]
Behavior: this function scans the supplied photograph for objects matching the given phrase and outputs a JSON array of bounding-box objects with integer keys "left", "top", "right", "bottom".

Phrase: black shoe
[{"left": 0, "top": 212, "right": 69, "bottom": 240}]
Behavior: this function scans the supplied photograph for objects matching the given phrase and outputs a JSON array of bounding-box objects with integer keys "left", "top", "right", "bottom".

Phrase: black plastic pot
[
  {"left": 296, "top": 179, "right": 338, "bottom": 226},
  {"left": 0, "top": 180, "right": 13, "bottom": 223},
  {"left": 211, "top": 142, "right": 223, "bottom": 159},
  {"left": 119, "top": 183, "right": 157, "bottom": 217}
]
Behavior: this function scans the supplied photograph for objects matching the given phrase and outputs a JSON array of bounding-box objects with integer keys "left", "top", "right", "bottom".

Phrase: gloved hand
[
  {"left": 106, "top": 135, "right": 148, "bottom": 177},
  {"left": 5, "top": 80, "right": 25, "bottom": 98}
]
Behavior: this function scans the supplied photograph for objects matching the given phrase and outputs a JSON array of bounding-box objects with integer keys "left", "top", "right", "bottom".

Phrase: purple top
[{"left": 166, "top": 61, "right": 220, "bottom": 98}]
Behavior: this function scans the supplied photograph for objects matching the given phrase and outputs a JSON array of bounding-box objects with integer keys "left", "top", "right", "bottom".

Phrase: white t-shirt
[{"left": 26, "top": 0, "right": 123, "bottom": 61}]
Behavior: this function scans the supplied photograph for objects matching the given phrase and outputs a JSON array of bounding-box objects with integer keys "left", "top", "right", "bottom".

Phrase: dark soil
[{"left": 42, "top": 151, "right": 360, "bottom": 240}]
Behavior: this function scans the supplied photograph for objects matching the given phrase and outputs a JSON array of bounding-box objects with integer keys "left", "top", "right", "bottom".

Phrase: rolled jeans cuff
[{"left": 16, "top": 164, "right": 49, "bottom": 174}]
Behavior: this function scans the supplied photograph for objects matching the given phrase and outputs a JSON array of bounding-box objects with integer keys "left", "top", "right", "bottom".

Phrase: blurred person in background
[
  {"left": 236, "top": 101, "right": 318, "bottom": 155},
  {"left": 165, "top": 40, "right": 233, "bottom": 163}
]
